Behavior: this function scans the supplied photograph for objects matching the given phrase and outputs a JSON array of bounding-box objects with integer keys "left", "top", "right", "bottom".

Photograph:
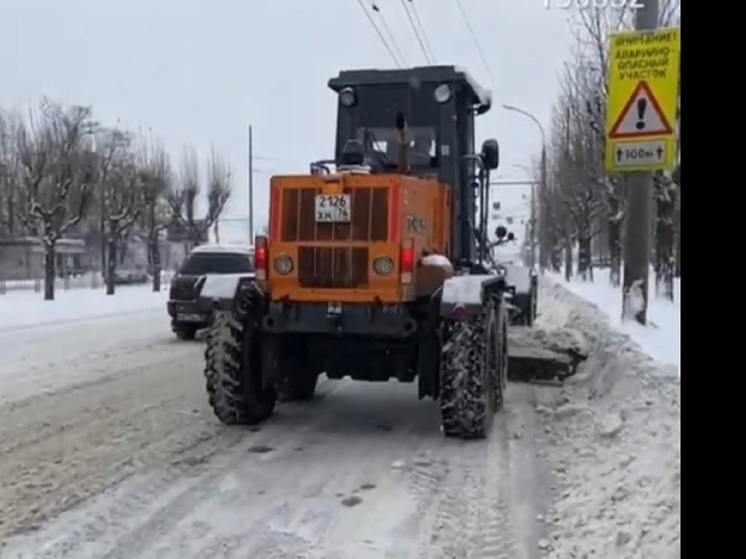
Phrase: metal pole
[
  {"left": 501, "top": 105, "right": 546, "bottom": 272},
  {"left": 248, "top": 124, "right": 254, "bottom": 242},
  {"left": 539, "top": 145, "right": 548, "bottom": 272},
  {"left": 622, "top": 0, "right": 658, "bottom": 325}
]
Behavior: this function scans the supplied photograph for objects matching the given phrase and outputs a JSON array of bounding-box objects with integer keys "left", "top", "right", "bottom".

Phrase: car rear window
[{"left": 179, "top": 252, "right": 254, "bottom": 275}]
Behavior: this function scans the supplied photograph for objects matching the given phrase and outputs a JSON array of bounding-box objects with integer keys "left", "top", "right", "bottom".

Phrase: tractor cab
[{"left": 328, "top": 66, "right": 500, "bottom": 266}]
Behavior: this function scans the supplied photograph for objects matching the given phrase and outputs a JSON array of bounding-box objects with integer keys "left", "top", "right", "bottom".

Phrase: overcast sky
[{"left": 2, "top": 0, "right": 574, "bottom": 242}]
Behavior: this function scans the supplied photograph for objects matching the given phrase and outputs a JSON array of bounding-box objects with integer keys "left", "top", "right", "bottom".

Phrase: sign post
[{"left": 605, "top": 12, "right": 680, "bottom": 325}]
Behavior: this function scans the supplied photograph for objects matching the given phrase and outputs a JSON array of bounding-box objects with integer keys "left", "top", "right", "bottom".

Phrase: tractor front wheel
[{"left": 439, "top": 298, "right": 502, "bottom": 439}]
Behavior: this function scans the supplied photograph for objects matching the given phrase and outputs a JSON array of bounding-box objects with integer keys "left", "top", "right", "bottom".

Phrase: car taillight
[
  {"left": 400, "top": 238, "right": 414, "bottom": 284},
  {"left": 254, "top": 235, "right": 268, "bottom": 281}
]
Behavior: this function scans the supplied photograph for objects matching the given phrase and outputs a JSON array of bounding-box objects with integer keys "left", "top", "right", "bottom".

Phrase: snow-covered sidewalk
[
  {"left": 0, "top": 284, "right": 169, "bottom": 330},
  {"left": 535, "top": 279, "right": 680, "bottom": 558},
  {"left": 549, "top": 269, "right": 680, "bottom": 373}
]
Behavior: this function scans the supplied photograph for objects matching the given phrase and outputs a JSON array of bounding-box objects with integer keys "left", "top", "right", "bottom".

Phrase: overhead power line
[
  {"left": 369, "top": 1, "right": 408, "bottom": 66},
  {"left": 408, "top": 0, "right": 436, "bottom": 63},
  {"left": 399, "top": 0, "right": 432, "bottom": 64},
  {"left": 355, "top": 0, "right": 401, "bottom": 67},
  {"left": 453, "top": 0, "right": 495, "bottom": 84}
]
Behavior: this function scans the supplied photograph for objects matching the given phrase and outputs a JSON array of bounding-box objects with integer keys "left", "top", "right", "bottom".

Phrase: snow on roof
[
  {"left": 199, "top": 273, "right": 255, "bottom": 300},
  {"left": 421, "top": 254, "right": 453, "bottom": 268},
  {"left": 191, "top": 244, "right": 254, "bottom": 255},
  {"left": 453, "top": 65, "right": 493, "bottom": 108}
]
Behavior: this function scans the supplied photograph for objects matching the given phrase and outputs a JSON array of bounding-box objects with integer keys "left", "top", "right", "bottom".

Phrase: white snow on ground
[
  {"left": 0, "top": 283, "right": 169, "bottom": 329},
  {"left": 534, "top": 278, "right": 680, "bottom": 559},
  {"left": 0, "top": 273, "right": 679, "bottom": 558},
  {"left": 550, "top": 269, "right": 680, "bottom": 373}
]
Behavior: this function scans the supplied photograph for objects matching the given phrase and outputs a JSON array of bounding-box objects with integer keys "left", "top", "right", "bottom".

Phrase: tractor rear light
[
  {"left": 373, "top": 256, "right": 394, "bottom": 276},
  {"left": 254, "top": 235, "right": 268, "bottom": 281},
  {"left": 400, "top": 239, "right": 414, "bottom": 284},
  {"left": 273, "top": 254, "right": 293, "bottom": 275}
]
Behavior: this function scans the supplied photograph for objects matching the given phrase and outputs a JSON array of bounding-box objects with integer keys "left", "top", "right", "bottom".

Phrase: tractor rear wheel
[
  {"left": 204, "top": 310, "right": 277, "bottom": 425},
  {"left": 439, "top": 298, "right": 501, "bottom": 439}
]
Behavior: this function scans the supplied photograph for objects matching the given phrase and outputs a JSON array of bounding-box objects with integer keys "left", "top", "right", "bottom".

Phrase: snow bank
[
  {"left": 550, "top": 269, "right": 680, "bottom": 373},
  {"left": 0, "top": 284, "right": 169, "bottom": 329},
  {"left": 535, "top": 279, "right": 680, "bottom": 558}
]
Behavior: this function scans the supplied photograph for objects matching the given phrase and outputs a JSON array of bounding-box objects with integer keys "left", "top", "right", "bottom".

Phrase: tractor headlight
[
  {"left": 339, "top": 87, "right": 357, "bottom": 107},
  {"left": 373, "top": 256, "right": 394, "bottom": 276},
  {"left": 434, "top": 84, "right": 451, "bottom": 103},
  {"left": 273, "top": 254, "right": 293, "bottom": 275}
]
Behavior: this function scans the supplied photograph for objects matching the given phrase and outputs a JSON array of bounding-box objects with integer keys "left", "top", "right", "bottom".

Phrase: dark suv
[{"left": 167, "top": 244, "right": 254, "bottom": 340}]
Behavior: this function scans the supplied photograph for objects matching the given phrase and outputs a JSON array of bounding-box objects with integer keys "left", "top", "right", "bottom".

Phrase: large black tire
[
  {"left": 493, "top": 298, "right": 508, "bottom": 410},
  {"left": 175, "top": 325, "right": 197, "bottom": 340},
  {"left": 204, "top": 311, "right": 276, "bottom": 425},
  {"left": 439, "top": 297, "right": 503, "bottom": 439}
]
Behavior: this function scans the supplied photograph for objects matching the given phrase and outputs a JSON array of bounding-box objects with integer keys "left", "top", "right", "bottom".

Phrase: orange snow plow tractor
[{"left": 197, "top": 66, "right": 579, "bottom": 440}]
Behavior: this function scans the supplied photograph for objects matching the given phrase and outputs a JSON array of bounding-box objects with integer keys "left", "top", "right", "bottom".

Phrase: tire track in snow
[{"left": 2, "top": 370, "right": 555, "bottom": 558}]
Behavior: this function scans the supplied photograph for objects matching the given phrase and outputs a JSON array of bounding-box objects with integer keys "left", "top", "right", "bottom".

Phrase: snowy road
[
  {"left": 0, "top": 280, "right": 680, "bottom": 558},
  {"left": 0, "top": 308, "right": 556, "bottom": 559}
]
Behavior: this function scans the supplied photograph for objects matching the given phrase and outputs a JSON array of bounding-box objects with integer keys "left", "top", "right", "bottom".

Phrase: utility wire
[
  {"left": 399, "top": 0, "right": 432, "bottom": 64},
  {"left": 368, "top": 1, "right": 408, "bottom": 66},
  {"left": 368, "top": 0, "right": 407, "bottom": 66},
  {"left": 408, "top": 0, "right": 436, "bottom": 63},
  {"left": 355, "top": 0, "right": 401, "bottom": 67},
  {"left": 453, "top": 0, "right": 495, "bottom": 84}
]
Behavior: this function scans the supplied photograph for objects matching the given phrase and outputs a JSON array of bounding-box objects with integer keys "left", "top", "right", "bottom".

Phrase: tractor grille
[
  {"left": 281, "top": 186, "right": 387, "bottom": 288},
  {"left": 280, "top": 187, "right": 388, "bottom": 243},
  {"left": 298, "top": 246, "right": 369, "bottom": 288}
]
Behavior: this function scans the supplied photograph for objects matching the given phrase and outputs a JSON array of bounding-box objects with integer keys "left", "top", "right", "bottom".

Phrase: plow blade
[{"left": 507, "top": 326, "right": 586, "bottom": 382}]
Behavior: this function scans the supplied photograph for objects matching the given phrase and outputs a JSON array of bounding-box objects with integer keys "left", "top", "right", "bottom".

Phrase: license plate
[
  {"left": 177, "top": 313, "right": 203, "bottom": 322},
  {"left": 327, "top": 302, "right": 342, "bottom": 314},
  {"left": 315, "top": 194, "right": 351, "bottom": 223}
]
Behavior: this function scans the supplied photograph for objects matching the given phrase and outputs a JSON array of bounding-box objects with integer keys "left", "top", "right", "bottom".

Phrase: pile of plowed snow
[{"left": 534, "top": 278, "right": 680, "bottom": 559}]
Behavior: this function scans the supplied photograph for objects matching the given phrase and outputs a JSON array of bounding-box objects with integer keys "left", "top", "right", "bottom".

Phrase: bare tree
[
  {"left": 542, "top": 0, "right": 680, "bottom": 290},
  {"left": 15, "top": 101, "right": 95, "bottom": 300},
  {"left": 173, "top": 146, "right": 231, "bottom": 249},
  {"left": 0, "top": 108, "right": 24, "bottom": 238},
  {"left": 90, "top": 127, "right": 130, "bottom": 275},
  {"left": 139, "top": 141, "right": 175, "bottom": 292},
  {"left": 99, "top": 134, "right": 143, "bottom": 295}
]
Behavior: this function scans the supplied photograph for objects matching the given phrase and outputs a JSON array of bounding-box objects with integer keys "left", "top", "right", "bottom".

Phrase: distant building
[{"left": 0, "top": 237, "right": 88, "bottom": 280}]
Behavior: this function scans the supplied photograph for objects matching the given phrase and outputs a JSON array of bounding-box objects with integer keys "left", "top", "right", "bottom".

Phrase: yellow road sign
[{"left": 605, "top": 27, "right": 680, "bottom": 173}]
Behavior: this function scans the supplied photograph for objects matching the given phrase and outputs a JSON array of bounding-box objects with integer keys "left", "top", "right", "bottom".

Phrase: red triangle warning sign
[{"left": 609, "top": 81, "right": 672, "bottom": 139}]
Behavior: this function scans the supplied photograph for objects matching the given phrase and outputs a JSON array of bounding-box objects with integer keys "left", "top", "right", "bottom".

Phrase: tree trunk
[
  {"left": 655, "top": 184, "right": 676, "bottom": 301},
  {"left": 100, "top": 213, "right": 107, "bottom": 276},
  {"left": 563, "top": 228, "right": 573, "bottom": 282},
  {"left": 674, "top": 186, "right": 681, "bottom": 278},
  {"left": 106, "top": 221, "right": 119, "bottom": 296},
  {"left": 43, "top": 238, "right": 57, "bottom": 301},
  {"left": 150, "top": 235, "right": 162, "bottom": 292},
  {"left": 577, "top": 230, "right": 592, "bottom": 281}
]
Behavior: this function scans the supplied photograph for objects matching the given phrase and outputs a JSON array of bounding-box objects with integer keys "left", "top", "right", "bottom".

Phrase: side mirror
[
  {"left": 495, "top": 225, "right": 507, "bottom": 239},
  {"left": 481, "top": 138, "right": 500, "bottom": 170}
]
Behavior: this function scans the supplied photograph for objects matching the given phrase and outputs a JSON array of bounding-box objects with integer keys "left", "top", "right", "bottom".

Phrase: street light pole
[
  {"left": 248, "top": 124, "right": 254, "bottom": 242},
  {"left": 502, "top": 104, "right": 547, "bottom": 272}
]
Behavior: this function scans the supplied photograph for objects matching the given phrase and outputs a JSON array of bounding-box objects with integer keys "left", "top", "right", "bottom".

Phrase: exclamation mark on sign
[{"left": 636, "top": 98, "right": 647, "bottom": 130}]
